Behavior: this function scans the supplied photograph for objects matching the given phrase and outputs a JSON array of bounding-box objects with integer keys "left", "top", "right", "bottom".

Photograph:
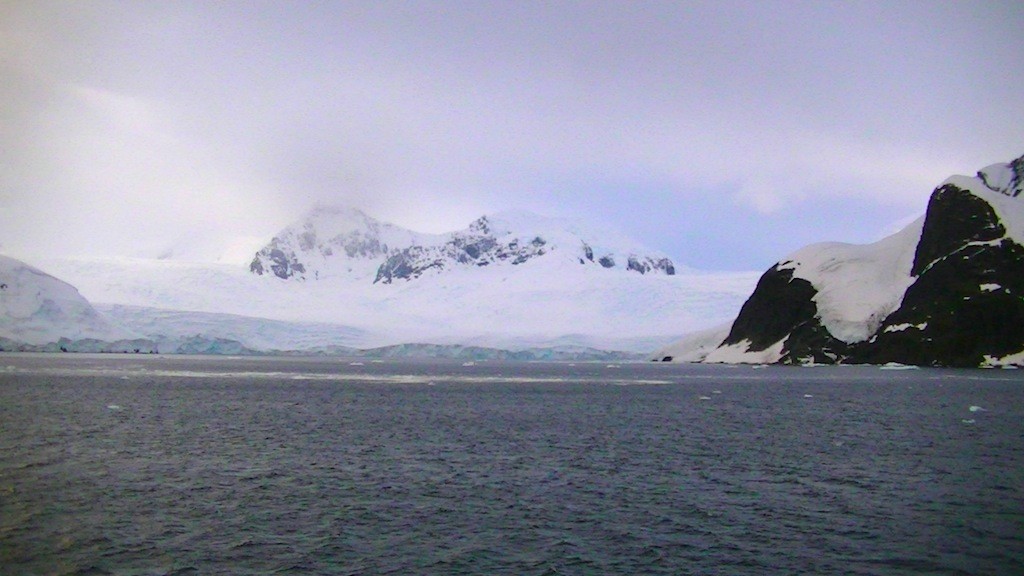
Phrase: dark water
[{"left": 1, "top": 355, "right": 1023, "bottom": 575}]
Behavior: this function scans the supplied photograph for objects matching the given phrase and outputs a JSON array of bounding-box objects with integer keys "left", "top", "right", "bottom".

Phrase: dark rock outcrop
[
  {"left": 719, "top": 264, "right": 849, "bottom": 364},
  {"left": 374, "top": 229, "right": 549, "bottom": 284},
  {"left": 250, "top": 247, "right": 306, "bottom": 280},
  {"left": 701, "top": 154, "right": 1024, "bottom": 367},
  {"left": 626, "top": 256, "right": 676, "bottom": 275}
]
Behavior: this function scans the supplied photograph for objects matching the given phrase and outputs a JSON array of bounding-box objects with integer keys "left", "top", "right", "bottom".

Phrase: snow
[
  {"left": 39, "top": 254, "right": 756, "bottom": 353},
  {"left": 778, "top": 216, "right": 923, "bottom": 343},
  {"left": 480, "top": 210, "right": 687, "bottom": 272},
  {"left": 982, "top": 349, "right": 1024, "bottom": 368},
  {"left": 651, "top": 322, "right": 731, "bottom": 362},
  {"left": 946, "top": 157, "right": 1024, "bottom": 246},
  {"left": 665, "top": 154, "right": 1023, "bottom": 364},
  {"left": 0, "top": 254, "right": 131, "bottom": 345},
  {"left": 33, "top": 208, "right": 760, "bottom": 353},
  {"left": 96, "top": 304, "right": 370, "bottom": 352},
  {"left": 253, "top": 205, "right": 445, "bottom": 281},
  {"left": 883, "top": 322, "right": 927, "bottom": 333},
  {"left": 879, "top": 362, "right": 919, "bottom": 370},
  {"left": 702, "top": 337, "right": 785, "bottom": 364}
]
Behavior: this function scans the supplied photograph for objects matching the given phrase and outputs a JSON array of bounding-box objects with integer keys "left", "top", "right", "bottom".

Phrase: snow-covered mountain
[
  {"left": 659, "top": 154, "right": 1024, "bottom": 367},
  {"left": 0, "top": 254, "right": 131, "bottom": 346},
  {"left": 39, "top": 209, "right": 758, "bottom": 354},
  {"left": 250, "top": 207, "right": 678, "bottom": 284},
  {"left": 249, "top": 205, "right": 439, "bottom": 281}
]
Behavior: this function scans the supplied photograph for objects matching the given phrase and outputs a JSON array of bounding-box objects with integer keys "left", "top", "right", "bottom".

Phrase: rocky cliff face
[
  {"left": 692, "top": 154, "right": 1024, "bottom": 367},
  {"left": 854, "top": 161, "right": 1024, "bottom": 366},
  {"left": 250, "top": 209, "right": 679, "bottom": 284}
]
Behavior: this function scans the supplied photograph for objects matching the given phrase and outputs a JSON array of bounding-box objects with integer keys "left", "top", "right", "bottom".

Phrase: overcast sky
[{"left": 2, "top": 0, "right": 1021, "bottom": 270}]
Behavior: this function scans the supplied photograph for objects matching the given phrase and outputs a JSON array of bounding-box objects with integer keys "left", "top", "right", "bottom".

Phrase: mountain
[
  {"left": 41, "top": 209, "right": 758, "bottom": 354},
  {"left": 660, "top": 154, "right": 1024, "bottom": 367},
  {"left": 249, "top": 205, "right": 436, "bottom": 281},
  {"left": 250, "top": 207, "right": 678, "bottom": 284},
  {"left": 0, "top": 254, "right": 131, "bottom": 346}
]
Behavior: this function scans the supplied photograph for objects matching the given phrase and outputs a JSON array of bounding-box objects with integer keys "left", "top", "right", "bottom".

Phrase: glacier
[{"left": 22, "top": 208, "right": 759, "bottom": 355}]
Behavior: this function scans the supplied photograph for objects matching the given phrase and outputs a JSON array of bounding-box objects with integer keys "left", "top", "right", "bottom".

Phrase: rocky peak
[
  {"left": 978, "top": 154, "right": 1024, "bottom": 198},
  {"left": 468, "top": 216, "right": 491, "bottom": 235},
  {"left": 693, "top": 153, "right": 1024, "bottom": 367},
  {"left": 910, "top": 184, "right": 1006, "bottom": 276},
  {"left": 249, "top": 205, "right": 424, "bottom": 281},
  {"left": 373, "top": 211, "right": 677, "bottom": 284},
  {"left": 250, "top": 206, "right": 680, "bottom": 284}
]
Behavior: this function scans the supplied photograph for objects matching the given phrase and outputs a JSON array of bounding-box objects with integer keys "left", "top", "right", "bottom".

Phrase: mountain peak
[
  {"left": 977, "top": 153, "right": 1024, "bottom": 198},
  {"left": 681, "top": 153, "right": 1024, "bottom": 367},
  {"left": 943, "top": 153, "right": 1024, "bottom": 246},
  {"left": 373, "top": 210, "right": 678, "bottom": 283},
  {"left": 249, "top": 206, "right": 428, "bottom": 280},
  {"left": 250, "top": 206, "right": 680, "bottom": 283}
]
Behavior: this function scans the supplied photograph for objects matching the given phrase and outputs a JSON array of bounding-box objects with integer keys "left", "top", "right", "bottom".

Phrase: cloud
[
  {"left": 1, "top": 1, "right": 1022, "bottom": 269},
  {"left": 734, "top": 180, "right": 786, "bottom": 215}
]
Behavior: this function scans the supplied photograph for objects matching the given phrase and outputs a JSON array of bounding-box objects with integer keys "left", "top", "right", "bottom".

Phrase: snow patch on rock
[
  {"left": 778, "top": 216, "right": 923, "bottom": 343},
  {"left": 703, "top": 338, "right": 785, "bottom": 364}
]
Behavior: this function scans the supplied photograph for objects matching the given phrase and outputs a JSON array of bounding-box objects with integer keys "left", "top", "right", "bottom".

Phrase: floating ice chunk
[
  {"left": 969, "top": 405, "right": 986, "bottom": 412},
  {"left": 880, "top": 362, "right": 919, "bottom": 370}
]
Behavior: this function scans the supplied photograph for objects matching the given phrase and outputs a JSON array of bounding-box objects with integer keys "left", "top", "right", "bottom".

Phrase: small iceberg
[{"left": 880, "top": 362, "right": 919, "bottom": 370}]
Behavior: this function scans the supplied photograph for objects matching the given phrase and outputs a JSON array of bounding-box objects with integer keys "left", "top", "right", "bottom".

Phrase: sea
[{"left": 1, "top": 354, "right": 1022, "bottom": 575}]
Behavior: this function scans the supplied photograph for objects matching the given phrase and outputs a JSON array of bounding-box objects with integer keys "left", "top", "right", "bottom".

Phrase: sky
[{"left": 2, "top": 0, "right": 1022, "bottom": 271}]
